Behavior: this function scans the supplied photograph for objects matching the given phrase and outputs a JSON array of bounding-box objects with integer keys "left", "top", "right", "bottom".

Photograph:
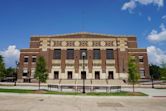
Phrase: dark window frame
[
  {"left": 53, "top": 49, "right": 61, "bottom": 59},
  {"left": 24, "top": 57, "right": 29, "bottom": 63},
  {"left": 67, "top": 49, "right": 74, "bottom": 59},
  {"left": 93, "top": 49, "right": 100, "bottom": 59},
  {"left": 106, "top": 49, "right": 114, "bottom": 59}
]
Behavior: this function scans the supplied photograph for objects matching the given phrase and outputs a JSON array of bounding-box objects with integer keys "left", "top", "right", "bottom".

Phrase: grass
[{"left": 0, "top": 88, "right": 148, "bottom": 96}]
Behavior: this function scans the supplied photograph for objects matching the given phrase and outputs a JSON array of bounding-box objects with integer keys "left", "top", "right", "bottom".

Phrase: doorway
[
  {"left": 95, "top": 71, "right": 100, "bottom": 79},
  {"left": 54, "top": 71, "right": 59, "bottom": 79},
  {"left": 81, "top": 71, "right": 86, "bottom": 79},
  {"left": 108, "top": 71, "right": 114, "bottom": 79},
  {"left": 67, "top": 71, "right": 72, "bottom": 79}
]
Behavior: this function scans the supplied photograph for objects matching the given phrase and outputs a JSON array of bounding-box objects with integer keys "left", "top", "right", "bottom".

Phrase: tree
[
  {"left": 149, "top": 64, "right": 160, "bottom": 80},
  {"left": 160, "top": 61, "right": 166, "bottom": 80},
  {"left": 6, "top": 67, "right": 16, "bottom": 76},
  {"left": 0, "top": 55, "right": 6, "bottom": 81},
  {"left": 128, "top": 57, "right": 140, "bottom": 93},
  {"left": 34, "top": 56, "right": 48, "bottom": 90}
]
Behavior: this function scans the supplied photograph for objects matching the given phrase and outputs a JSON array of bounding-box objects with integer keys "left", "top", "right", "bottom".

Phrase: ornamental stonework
[
  {"left": 79, "top": 41, "right": 88, "bottom": 47},
  {"left": 93, "top": 41, "right": 101, "bottom": 46},
  {"left": 53, "top": 41, "right": 62, "bottom": 46},
  {"left": 74, "top": 41, "right": 80, "bottom": 46},
  {"left": 67, "top": 41, "right": 75, "bottom": 46},
  {"left": 105, "top": 41, "right": 113, "bottom": 46},
  {"left": 62, "top": 41, "right": 67, "bottom": 46}
]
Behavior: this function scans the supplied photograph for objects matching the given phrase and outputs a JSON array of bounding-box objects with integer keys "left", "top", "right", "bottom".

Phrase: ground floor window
[
  {"left": 95, "top": 71, "right": 100, "bottom": 79},
  {"left": 139, "top": 70, "right": 145, "bottom": 78},
  {"left": 54, "top": 71, "right": 59, "bottom": 79},
  {"left": 108, "top": 71, "right": 114, "bottom": 79},
  {"left": 67, "top": 71, "right": 73, "bottom": 79}
]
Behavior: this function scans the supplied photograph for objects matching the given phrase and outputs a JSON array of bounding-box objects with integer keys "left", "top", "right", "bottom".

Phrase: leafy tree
[
  {"left": 160, "top": 61, "right": 166, "bottom": 80},
  {"left": 128, "top": 57, "right": 140, "bottom": 92},
  {"left": 34, "top": 56, "right": 48, "bottom": 90},
  {"left": 149, "top": 64, "right": 160, "bottom": 80},
  {"left": 0, "top": 55, "right": 6, "bottom": 80},
  {"left": 6, "top": 67, "right": 16, "bottom": 76}
]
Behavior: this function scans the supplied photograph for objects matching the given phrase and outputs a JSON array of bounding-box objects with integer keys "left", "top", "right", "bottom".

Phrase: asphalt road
[{"left": 0, "top": 93, "right": 166, "bottom": 111}]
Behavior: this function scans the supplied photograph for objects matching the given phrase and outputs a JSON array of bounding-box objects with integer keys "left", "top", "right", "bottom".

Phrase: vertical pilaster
[
  {"left": 61, "top": 49, "right": 66, "bottom": 73},
  {"left": 88, "top": 49, "right": 93, "bottom": 73},
  {"left": 101, "top": 49, "right": 106, "bottom": 73}
]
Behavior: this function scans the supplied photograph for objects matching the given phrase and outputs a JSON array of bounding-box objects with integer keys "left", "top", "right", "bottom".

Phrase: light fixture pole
[
  {"left": 82, "top": 52, "right": 86, "bottom": 93},
  {"left": 151, "top": 74, "right": 154, "bottom": 88}
]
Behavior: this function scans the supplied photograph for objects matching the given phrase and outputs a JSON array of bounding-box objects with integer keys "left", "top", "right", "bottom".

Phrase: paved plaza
[{"left": 0, "top": 93, "right": 166, "bottom": 111}]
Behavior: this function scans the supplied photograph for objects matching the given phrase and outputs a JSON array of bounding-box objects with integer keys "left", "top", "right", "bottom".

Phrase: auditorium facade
[{"left": 18, "top": 32, "right": 149, "bottom": 82}]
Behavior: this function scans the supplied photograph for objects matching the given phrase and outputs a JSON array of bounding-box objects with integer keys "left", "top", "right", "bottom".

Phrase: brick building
[{"left": 18, "top": 32, "right": 149, "bottom": 82}]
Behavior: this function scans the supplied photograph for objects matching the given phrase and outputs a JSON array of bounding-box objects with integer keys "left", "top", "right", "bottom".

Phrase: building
[{"left": 18, "top": 32, "right": 149, "bottom": 82}]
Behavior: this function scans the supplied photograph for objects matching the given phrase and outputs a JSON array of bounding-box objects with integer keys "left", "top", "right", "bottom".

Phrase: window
[
  {"left": 23, "top": 68, "right": 28, "bottom": 76},
  {"left": 67, "top": 71, "right": 72, "bottom": 79},
  {"left": 139, "top": 69, "right": 145, "bottom": 78},
  {"left": 80, "top": 49, "right": 87, "bottom": 59},
  {"left": 32, "top": 56, "right": 36, "bottom": 63},
  {"left": 106, "top": 49, "right": 114, "bottom": 59},
  {"left": 93, "top": 49, "right": 100, "bottom": 59},
  {"left": 31, "top": 69, "right": 35, "bottom": 78},
  {"left": 139, "top": 56, "right": 144, "bottom": 63},
  {"left": 53, "top": 49, "right": 61, "bottom": 59},
  {"left": 67, "top": 49, "right": 74, "bottom": 59},
  {"left": 54, "top": 71, "right": 59, "bottom": 79},
  {"left": 24, "top": 56, "right": 29, "bottom": 63}
]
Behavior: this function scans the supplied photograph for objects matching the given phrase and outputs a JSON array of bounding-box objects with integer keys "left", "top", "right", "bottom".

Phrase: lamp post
[
  {"left": 82, "top": 52, "right": 86, "bottom": 93},
  {"left": 151, "top": 74, "right": 154, "bottom": 88}
]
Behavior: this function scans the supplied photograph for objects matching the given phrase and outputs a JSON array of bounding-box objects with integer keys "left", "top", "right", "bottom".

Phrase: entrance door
[
  {"left": 95, "top": 71, "right": 100, "bottom": 79},
  {"left": 81, "top": 71, "right": 86, "bottom": 79},
  {"left": 54, "top": 71, "right": 59, "bottom": 79},
  {"left": 68, "top": 71, "right": 72, "bottom": 79},
  {"left": 108, "top": 71, "right": 114, "bottom": 79}
]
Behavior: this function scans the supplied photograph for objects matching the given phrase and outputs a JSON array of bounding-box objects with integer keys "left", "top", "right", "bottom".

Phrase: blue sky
[{"left": 0, "top": 0, "right": 166, "bottom": 67}]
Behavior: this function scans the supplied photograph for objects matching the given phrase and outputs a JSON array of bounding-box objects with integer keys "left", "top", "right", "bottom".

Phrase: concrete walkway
[
  {"left": 0, "top": 93, "right": 165, "bottom": 111},
  {"left": 0, "top": 85, "right": 166, "bottom": 97}
]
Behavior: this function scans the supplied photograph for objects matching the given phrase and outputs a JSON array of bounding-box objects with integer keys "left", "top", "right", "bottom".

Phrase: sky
[{"left": 0, "top": 0, "right": 166, "bottom": 67}]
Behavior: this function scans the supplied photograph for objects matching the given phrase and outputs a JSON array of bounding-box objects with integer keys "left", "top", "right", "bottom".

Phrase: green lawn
[{"left": 0, "top": 88, "right": 148, "bottom": 96}]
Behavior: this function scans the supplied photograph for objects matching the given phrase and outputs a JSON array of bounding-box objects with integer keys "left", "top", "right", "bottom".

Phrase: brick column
[
  {"left": 114, "top": 49, "right": 119, "bottom": 73},
  {"left": 74, "top": 49, "right": 80, "bottom": 73},
  {"left": 101, "top": 49, "right": 106, "bottom": 73},
  {"left": 144, "top": 53, "right": 150, "bottom": 78},
  {"left": 88, "top": 49, "right": 93, "bottom": 73},
  {"left": 61, "top": 49, "right": 66, "bottom": 73}
]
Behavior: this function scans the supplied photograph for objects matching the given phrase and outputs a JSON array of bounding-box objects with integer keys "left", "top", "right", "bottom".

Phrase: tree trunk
[
  {"left": 133, "top": 82, "right": 135, "bottom": 93},
  {"left": 39, "top": 81, "right": 40, "bottom": 90}
]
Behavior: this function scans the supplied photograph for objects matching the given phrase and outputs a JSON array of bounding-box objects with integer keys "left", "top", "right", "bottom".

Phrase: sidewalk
[{"left": 1, "top": 84, "right": 166, "bottom": 97}]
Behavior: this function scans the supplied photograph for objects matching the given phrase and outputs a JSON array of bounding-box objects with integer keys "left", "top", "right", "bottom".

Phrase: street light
[
  {"left": 151, "top": 74, "right": 154, "bottom": 88},
  {"left": 82, "top": 52, "right": 86, "bottom": 93}
]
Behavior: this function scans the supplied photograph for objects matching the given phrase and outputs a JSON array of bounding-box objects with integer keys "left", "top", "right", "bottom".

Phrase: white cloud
[
  {"left": 147, "top": 45, "right": 166, "bottom": 65},
  {"left": 0, "top": 45, "right": 20, "bottom": 67},
  {"left": 121, "top": 0, "right": 164, "bottom": 11},
  {"left": 147, "top": 23, "right": 166, "bottom": 42},
  {"left": 121, "top": 1, "right": 136, "bottom": 11},
  {"left": 162, "top": 15, "right": 166, "bottom": 20},
  {"left": 147, "top": 16, "right": 151, "bottom": 21}
]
